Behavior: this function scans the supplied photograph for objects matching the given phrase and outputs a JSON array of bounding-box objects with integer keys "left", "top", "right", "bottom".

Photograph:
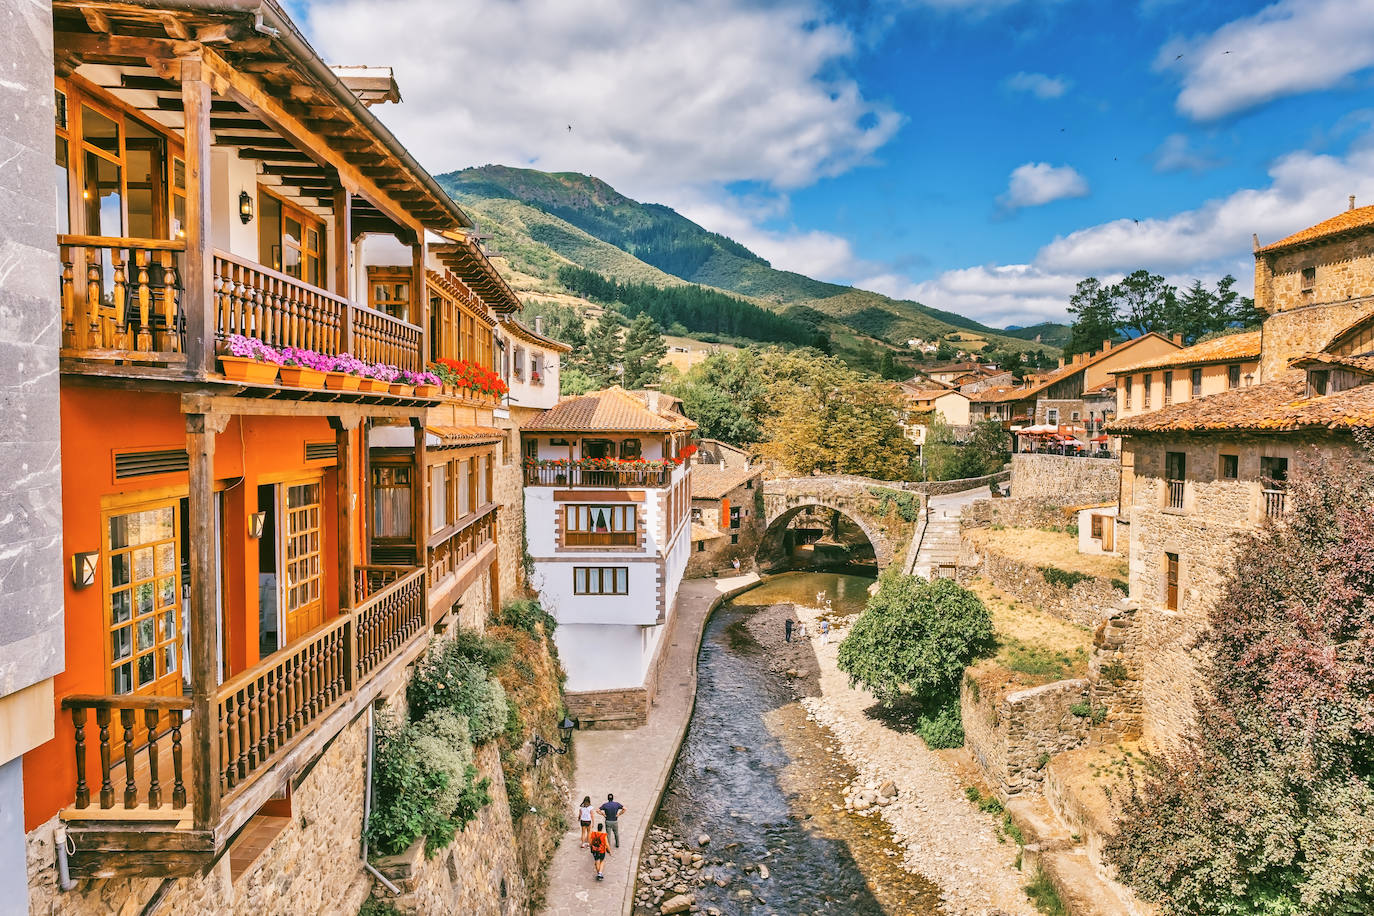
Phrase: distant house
[
  {"left": 686, "top": 462, "right": 766, "bottom": 577},
  {"left": 925, "top": 361, "right": 998, "bottom": 384},
  {"left": 694, "top": 438, "right": 752, "bottom": 468},
  {"left": 1111, "top": 331, "right": 1262, "bottom": 422}
]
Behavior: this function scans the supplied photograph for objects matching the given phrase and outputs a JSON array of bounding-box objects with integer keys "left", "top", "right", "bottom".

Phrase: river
[{"left": 635, "top": 571, "right": 946, "bottom": 915}]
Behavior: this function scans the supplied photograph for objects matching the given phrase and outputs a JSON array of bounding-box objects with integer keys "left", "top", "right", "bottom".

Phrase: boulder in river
[
  {"left": 659, "top": 894, "right": 694, "bottom": 915},
  {"left": 880, "top": 779, "right": 898, "bottom": 798},
  {"left": 697, "top": 833, "right": 711, "bottom": 846}
]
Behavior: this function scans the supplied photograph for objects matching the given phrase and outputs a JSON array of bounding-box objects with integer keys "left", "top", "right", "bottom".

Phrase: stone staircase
[{"left": 912, "top": 514, "right": 962, "bottom": 579}]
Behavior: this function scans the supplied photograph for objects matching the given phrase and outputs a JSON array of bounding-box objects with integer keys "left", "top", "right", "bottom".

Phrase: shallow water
[{"left": 639, "top": 572, "right": 946, "bottom": 915}]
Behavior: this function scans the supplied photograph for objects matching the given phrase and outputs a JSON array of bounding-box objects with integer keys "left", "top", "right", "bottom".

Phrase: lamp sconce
[
  {"left": 239, "top": 190, "right": 254, "bottom": 224},
  {"left": 248, "top": 511, "right": 267, "bottom": 539},
  {"left": 558, "top": 715, "right": 579, "bottom": 747},
  {"left": 72, "top": 551, "right": 99, "bottom": 589}
]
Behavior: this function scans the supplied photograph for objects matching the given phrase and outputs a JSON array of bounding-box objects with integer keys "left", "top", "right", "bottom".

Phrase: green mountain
[
  {"left": 436, "top": 165, "right": 1061, "bottom": 366},
  {"left": 1001, "top": 322, "right": 1072, "bottom": 348}
]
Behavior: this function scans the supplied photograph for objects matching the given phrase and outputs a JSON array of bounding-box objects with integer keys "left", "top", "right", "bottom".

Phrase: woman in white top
[{"left": 577, "top": 796, "right": 595, "bottom": 848}]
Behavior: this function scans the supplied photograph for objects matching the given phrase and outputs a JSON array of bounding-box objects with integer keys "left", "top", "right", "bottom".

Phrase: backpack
[{"left": 590, "top": 833, "right": 609, "bottom": 854}]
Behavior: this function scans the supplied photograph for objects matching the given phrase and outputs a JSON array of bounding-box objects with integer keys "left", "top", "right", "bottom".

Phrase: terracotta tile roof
[
  {"left": 690, "top": 464, "right": 764, "bottom": 500},
  {"left": 970, "top": 385, "right": 1036, "bottom": 404},
  {"left": 1257, "top": 204, "right": 1374, "bottom": 254},
  {"left": 1110, "top": 331, "right": 1261, "bottom": 374},
  {"left": 521, "top": 386, "right": 697, "bottom": 432},
  {"left": 970, "top": 333, "right": 1176, "bottom": 403},
  {"left": 1289, "top": 351, "right": 1374, "bottom": 374},
  {"left": 426, "top": 425, "right": 506, "bottom": 447},
  {"left": 1107, "top": 377, "right": 1374, "bottom": 434},
  {"left": 501, "top": 316, "right": 573, "bottom": 352}
]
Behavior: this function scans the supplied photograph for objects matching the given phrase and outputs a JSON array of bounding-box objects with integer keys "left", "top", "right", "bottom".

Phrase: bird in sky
[{"left": 567, "top": 124, "right": 573, "bottom": 132}]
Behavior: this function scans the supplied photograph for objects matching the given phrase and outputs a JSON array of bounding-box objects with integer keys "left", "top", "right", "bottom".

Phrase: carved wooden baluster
[
  {"left": 170, "top": 708, "right": 186, "bottom": 809},
  {"left": 60, "top": 250, "right": 76, "bottom": 349},
  {"left": 276, "top": 662, "right": 290, "bottom": 747},
  {"left": 86, "top": 260, "right": 103, "bottom": 349},
  {"left": 213, "top": 262, "right": 227, "bottom": 341},
  {"left": 290, "top": 651, "right": 305, "bottom": 734},
  {"left": 144, "top": 707, "right": 162, "bottom": 809},
  {"left": 110, "top": 251, "right": 128, "bottom": 351},
  {"left": 161, "top": 252, "right": 179, "bottom": 352},
  {"left": 135, "top": 249, "right": 152, "bottom": 352},
  {"left": 120, "top": 707, "right": 137, "bottom": 808},
  {"left": 236, "top": 689, "right": 251, "bottom": 780},
  {"left": 245, "top": 681, "right": 259, "bottom": 773},
  {"left": 223, "top": 695, "right": 240, "bottom": 788},
  {"left": 257, "top": 673, "right": 273, "bottom": 761},
  {"left": 72, "top": 706, "right": 89, "bottom": 809},
  {"left": 96, "top": 707, "right": 113, "bottom": 808}
]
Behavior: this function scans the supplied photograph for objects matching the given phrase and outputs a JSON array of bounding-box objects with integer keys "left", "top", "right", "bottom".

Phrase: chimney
[
  {"left": 720, "top": 460, "right": 726, "bottom": 470},
  {"left": 645, "top": 390, "right": 661, "bottom": 412},
  {"left": 1102, "top": 339, "right": 1112, "bottom": 352},
  {"left": 1057, "top": 357, "right": 1065, "bottom": 368},
  {"left": 1172, "top": 333, "right": 1184, "bottom": 346},
  {"left": 534, "top": 315, "right": 544, "bottom": 335},
  {"left": 1351, "top": 195, "right": 1357, "bottom": 211}
]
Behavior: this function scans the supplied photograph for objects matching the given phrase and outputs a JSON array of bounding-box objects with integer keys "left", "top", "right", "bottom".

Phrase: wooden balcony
[
  {"left": 427, "top": 508, "right": 498, "bottom": 613},
  {"left": 524, "top": 463, "right": 674, "bottom": 488},
  {"left": 58, "top": 238, "right": 425, "bottom": 377},
  {"left": 57, "top": 567, "right": 428, "bottom": 879}
]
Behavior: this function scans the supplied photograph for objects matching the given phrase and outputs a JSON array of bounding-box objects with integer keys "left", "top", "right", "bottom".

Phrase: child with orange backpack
[{"left": 588, "top": 821, "right": 610, "bottom": 881}]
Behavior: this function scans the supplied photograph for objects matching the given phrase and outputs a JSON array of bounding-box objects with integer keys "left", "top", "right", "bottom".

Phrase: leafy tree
[
  {"left": 880, "top": 350, "right": 898, "bottom": 380},
  {"left": 559, "top": 365, "right": 597, "bottom": 396},
  {"left": 620, "top": 313, "right": 668, "bottom": 388},
  {"left": 837, "top": 574, "right": 995, "bottom": 746},
  {"left": 1065, "top": 277, "right": 1117, "bottom": 357},
  {"left": 1112, "top": 270, "right": 1179, "bottom": 339},
  {"left": 935, "top": 342, "right": 957, "bottom": 361},
  {"left": 1108, "top": 440, "right": 1374, "bottom": 915},
  {"left": 923, "top": 418, "right": 1008, "bottom": 481}
]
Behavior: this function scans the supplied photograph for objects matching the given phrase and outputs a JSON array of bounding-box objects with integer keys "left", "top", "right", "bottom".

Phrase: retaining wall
[
  {"left": 958, "top": 534, "right": 1128, "bottom": 630},
  {"left": 1010, "top": 454, "right": 1118, "bottom": 502},
  {"left": 961, "top": 664, "right": 1090, "bottom": 796}
]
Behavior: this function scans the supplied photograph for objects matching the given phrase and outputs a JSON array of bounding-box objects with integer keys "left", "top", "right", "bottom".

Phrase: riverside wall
[
  {"left": 960, "top": 664, "right": 1090, "bottom": 797},
  {"left": 1010, "top": 454, "right": 1118, "bottom": 503}
]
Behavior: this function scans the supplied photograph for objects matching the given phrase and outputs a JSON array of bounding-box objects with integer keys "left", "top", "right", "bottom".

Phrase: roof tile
[
  {"left": 521, "top": 386, "right": 697, "bottom": 433},
  {"left": 1110, "top": 331, "right": 1261, "bottom": 374},
  {"left": 1257, "top": 204, "right": 1374, "bottom": 253},
  {"left": 1108, "top": 377, "right": 1374, "bottom": 434}
]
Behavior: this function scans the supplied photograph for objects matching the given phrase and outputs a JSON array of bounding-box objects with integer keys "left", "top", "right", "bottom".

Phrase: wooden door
[
  {"left": 283, "top": 480, "right": 325, "bottom": 643},
  {"left": 105, "top": 500, "right": 183, "bottom": 699},
  {"left": 1101, "top": 516, "right": 1114, "bottom": 553},
  {"left": 1165, "top": 552, "right": 1179, "bottom": 610}
]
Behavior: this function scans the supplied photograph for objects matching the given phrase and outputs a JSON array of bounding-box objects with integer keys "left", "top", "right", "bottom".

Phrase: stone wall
[
  {"left": 1010, "top": 454, "right": 1119, "bottom": 503},
  {"left": 685, "top": 484, "right": 765, "bottom": 578},
  {"left": 961, "top": 663, "right": 1090, "bottom": 797},
  {"left": 958, "top": 532, "right": 1128, "bottom": 630},
  {"left": 1086, "top": 606, "right": 1142, "bottom": 742},
  {"left": 494, "top": 443, "right": 525, "bottom": 604},
  {"left": 960, "top": 496, "right": 1082, "bottom": 530},
  {"left": 913, "top": 468, "right": 1011, "bottom": 497}
]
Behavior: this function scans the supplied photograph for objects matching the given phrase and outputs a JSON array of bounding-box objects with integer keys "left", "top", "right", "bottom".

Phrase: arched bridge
[{"left": 759, "top": 476, "right": 925, "bottom": 572}]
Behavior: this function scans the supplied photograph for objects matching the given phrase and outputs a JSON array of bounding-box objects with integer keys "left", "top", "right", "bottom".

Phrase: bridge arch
[
  {"left": 759, "top": 477, "right": 923, "bottom": 573},
  {"left": 757, "top": 501, "right": 888, "bottom": 571}
]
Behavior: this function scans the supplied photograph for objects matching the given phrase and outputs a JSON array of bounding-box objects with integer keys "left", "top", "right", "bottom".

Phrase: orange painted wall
[{"left": 22, "top": 386, "right": 363, "bottom": 830}]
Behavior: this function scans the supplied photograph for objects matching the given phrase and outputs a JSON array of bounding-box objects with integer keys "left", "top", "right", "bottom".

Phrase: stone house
[
  {"left": 686, "top": 463, "right": 766, "bottom": 577},
  {"left": 1108, "top": 199, "right": 1374, "bottom": 751}
]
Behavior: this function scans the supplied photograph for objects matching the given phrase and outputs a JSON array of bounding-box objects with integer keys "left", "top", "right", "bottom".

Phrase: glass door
[{"left": 282, "top": 480, "right": 325, "bottom": 643}]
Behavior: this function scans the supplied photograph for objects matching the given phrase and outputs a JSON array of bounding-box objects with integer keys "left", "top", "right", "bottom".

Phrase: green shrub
[
  {"left": 409, "top": 639, "right": 511, "bottom": 743},
  {"left": 1069, "top": 701, "right": 1092, "bottom": 718},
  {"left": 359, "top": 897, "right": 404, "bottom": 916},
  {"left": 452, "top": 629, "right": 513, "bottom": 670},
  {"left": 965, "top": 786, "right": 982, "bottom": 803},
  {"left": 1024, "top": 868, "right": 1068, "bottom": 915},
  {"left": 1110, "top": 578, "right": 1129, "bottom": 594},
  {"left": 1040, "top": 566, "right": 1093, "bottom": 589},
  {"left": 367, "top": 713, "right": 458, "bottom": 857},
  {"left": 867, "top": 486, "right": 921, "bottom": 523},
  {"left": 500, "top": 598, "right": 557, "bottom": 637},
  {"left": 1003, "top": 812, "right": 1025, "bottom": 845},
  {"left": 914, "top": 697, "right": 965, "bottom": 749},
  {"left": 1100, "top": 660, "right": 1128, "bottom": 684}
]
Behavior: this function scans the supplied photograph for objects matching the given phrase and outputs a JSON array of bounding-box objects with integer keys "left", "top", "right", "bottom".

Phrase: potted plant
[
  {"left": 325, "top": 353, "right": 365, "bottom": 391},
  {"left": 220, "top": 334, "right": 281, "bottom": 384},
  {"left": 359, "top": 363, "right": 391, "bottom": 393},
  {"left": 277, "top": 347, "right": 329, "bottom": 388},
  {"left": 405, "top": 369, "right": 442, "bottom": 397}
]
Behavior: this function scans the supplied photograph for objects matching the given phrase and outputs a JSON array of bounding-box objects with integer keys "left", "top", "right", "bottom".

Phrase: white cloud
[
  {"left": 903, "top": 265, "right": 1091, "bottom": 327},
  {"left": 1160, "top": 0, "right": 1374, "bottom": 121},
  {"left": 1003, "top": 71, "right": 1071, "bottom": 99},
  {"left": 999, "top": 162, "right": 1090, "bottom": 210},
  {"left": 1152, "top": 133, "right": 1224, "bottom": 173},
  {"left": 304, "top": 0, "right": 902, "bottom": 202}
]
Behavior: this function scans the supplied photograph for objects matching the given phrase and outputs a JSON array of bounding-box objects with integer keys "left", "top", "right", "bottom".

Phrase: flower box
[
  {"left": 415, "top": 384, "right": 439, "bottom": 398},
  {"left": 278, "top": 365, "right": 326, "bottom": 388},
  {"left": 220, "top": 356, "right": 279, "bottom": 385},
  {"left": 361, "top": 377, "right": 389, "bottom": 393},
  {"left": 325, "top": 372, "right": 362, "bottom": 391},
  {"left": 389, "top": 383, "right": 414, "bottom": 396}
]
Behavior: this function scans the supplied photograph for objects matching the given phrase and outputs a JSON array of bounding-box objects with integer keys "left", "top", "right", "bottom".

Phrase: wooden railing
[
  {"left": 216, "top": 615, "right": 350, "bottom": 794},
  {"left": 61, "top": 694, "right": 191, "bottom": 812},
  {"left": 1262, "top": 488, "right": 1287, "bottom": 519},
  {"left": 1167, "top": 479, "right": 1186, "bottom": 510},
  {"left": 353, "top": 301, "right": 424, "bottom": 372},
  {"left": 214, "top": 250, "right": 346, "bottom": 355},
  {"left": 59, "top": 235, "right": 185, "bottom": 360},
  {"left": 565, "top": 530, "right": 637, "bottom": 547},
  {"left": 354, "top": 564, "right": 411, "bottom": 603},
  {"left": 524, "top": 464, "right": 672, "bottom": 488},
  {"left": 355, "top": 567, "right": 427, "bottom": 679},
  {"left": 427, "top": 511, "right": 496, "bottom": 589}
]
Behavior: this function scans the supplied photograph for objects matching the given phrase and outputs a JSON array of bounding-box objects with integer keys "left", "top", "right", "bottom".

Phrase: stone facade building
[
  {"left": 686, "top": 462, "right": 765, "bottom": 577},
  {"left": 1110, "top": 200, "right": 1374, "bottom": 750}
]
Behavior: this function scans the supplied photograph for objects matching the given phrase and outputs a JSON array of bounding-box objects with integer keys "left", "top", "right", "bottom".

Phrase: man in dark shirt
[{"left": 598, "top": 793, "right": 625, "bottom": 847}]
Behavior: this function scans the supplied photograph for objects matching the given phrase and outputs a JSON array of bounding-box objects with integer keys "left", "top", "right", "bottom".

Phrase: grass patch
[
  {"left": 1040, "top": 566, "right": 1093, "bottom": 589},
  {"left": 968, "top": 526, "right": 1128, "bottom": 580},
  {"left": 1024, "top": 868, "right": 1068, "bottom": 916},
  {"left": 997, "top": 637, "right": 1088, "bottom": 684}
]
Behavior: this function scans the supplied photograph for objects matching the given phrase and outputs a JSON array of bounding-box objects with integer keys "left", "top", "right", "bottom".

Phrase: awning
[
  {"left": 1090, "top": 434, "right": 1110, "bottom": 443},
  {"left": 426, "top": 425, "right": 507, "bottom": 448}
]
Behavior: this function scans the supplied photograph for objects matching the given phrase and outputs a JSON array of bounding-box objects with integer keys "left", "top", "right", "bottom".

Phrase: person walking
[
  {"left": 599, "top": 793, "right": 625, "bottom": 848},
  {"left": 784, "top": 617, "right": 794, "bottom": 643},
  {"left": 589, "top": 821, "right": 611, "bottom": 881},
  {"left": 819, "top": 618, "right": 831, "bottom": 645},
  {"left": 577, "top": 796, "right": 595, "bottom": 848}
]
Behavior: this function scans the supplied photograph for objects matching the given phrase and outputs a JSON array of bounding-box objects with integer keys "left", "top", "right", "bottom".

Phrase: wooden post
[
  {"left": 334, "top": 420, "right": 356, "bottom": 611},
  {"left": 187, "top": 412, "right": 223, "bottom": 829},
  {"left": 413, "top": 421, "right": 428, "bottom": 570},
  {"left": 411, "top": 239, "right": 427, "bottom": 367},
  {"left": 333, "top": 187, "right": 352, "bottom": 301},
  {"left": 181, "top": 55, "right": 215, "bottom": 375}
]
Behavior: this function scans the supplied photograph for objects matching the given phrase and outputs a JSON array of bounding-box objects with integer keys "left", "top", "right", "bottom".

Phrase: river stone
[
  {"left": 660, "top": 894, "right": 694, "bottom": 915},
  {"left": 697, "top": 834, "right": 711, "bottom": 846},
  {"left": 673, "top": 884, "right": 689, "bottom": 894},
  {"left": 879, "top": 780, "right": 898, "bottom": 797},
  {"left": 758, "top": 864, "right": 770, "bottom": 880}
]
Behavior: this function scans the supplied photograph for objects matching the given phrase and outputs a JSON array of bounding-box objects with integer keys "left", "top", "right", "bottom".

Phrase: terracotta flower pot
[
  {"left": 325, "top": 372, "right": 362, "bottom": 391},
  {"left": 362, "top": 378, "right": 389, "bottom": 393},
  {"left": 278, "top": 365, "right": 326, "bottom": 388},
  {"left": 389, "top": 383, "right": 414, "bottom": 396},
  {"left": 415, "top": 384, "right": 439, "bottom": 397},
  {"left": 220, "top": 356, "right": 279, "bottom": 385}
]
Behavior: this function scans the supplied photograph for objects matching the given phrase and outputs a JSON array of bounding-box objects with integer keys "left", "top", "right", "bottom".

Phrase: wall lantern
[
  {"left": 239, "top": 190, "right": 254, "bottom": 224},
  {"left": 558, "top": 715, "right": 580, "bottom": 746},
  {"left": 72, "top": 551, "right": 99, "bottom": 589},
  {"left": 248, "top": 511, "right": 268, "bottom": 539}
]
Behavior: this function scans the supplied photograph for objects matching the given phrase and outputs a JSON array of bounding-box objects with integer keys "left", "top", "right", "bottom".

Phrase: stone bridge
[{"left": 759, "top": 476, "right": 924, "bottom": 572}]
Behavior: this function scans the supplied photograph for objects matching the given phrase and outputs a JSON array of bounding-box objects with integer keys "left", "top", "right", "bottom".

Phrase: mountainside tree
[
  {"left": 619, "top": 313, "right": 668, "bottom": 388},
  {"left": 1108, "top": 439, "right": 1374, "bottom": 915},
  {"left": 1065, "top": 272, "right": 1259, "bottom": 353},
  {"left": 1065, "top": 278, "right": 1116, "bottom": 357},
  {"left": 582, "top": 311, "right": 624, "bottom": 387}
]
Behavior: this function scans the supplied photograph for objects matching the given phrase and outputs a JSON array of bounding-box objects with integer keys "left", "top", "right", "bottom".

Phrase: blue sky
[{"left": 299, "top": 0, "right": 1374, "bottom": 327}]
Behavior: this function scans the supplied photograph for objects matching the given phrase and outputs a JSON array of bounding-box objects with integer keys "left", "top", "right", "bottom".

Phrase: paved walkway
[{"left": 539, "top": 573, "right": 759, "bottom": 916}]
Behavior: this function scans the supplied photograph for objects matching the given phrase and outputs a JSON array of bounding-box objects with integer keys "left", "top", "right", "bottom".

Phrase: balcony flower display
[
  {"left": 429, "top": 358, "right": 509, "bottom": 398},
  {"left": 324, "top": 352, "right": 366, "bottom": 392},
  {"left": 220, "top": 334, "right": 281, "bottom": 384},
  {"left": 277, "top": 346, "right": 330, "bottom": 388},
  {"left": 401, "top": 369, "right": 443, "bottom": 397},
  {"left": 523, "top": 455, "right": 683, "bottom": 485}
]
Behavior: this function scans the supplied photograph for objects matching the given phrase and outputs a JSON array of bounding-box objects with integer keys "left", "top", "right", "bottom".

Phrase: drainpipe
[
  {"left": 361, "top": 704, "right": 402, "bottom": 896},
  {"left": 54, "top": 825, "right": 77, "bottom": 892}
]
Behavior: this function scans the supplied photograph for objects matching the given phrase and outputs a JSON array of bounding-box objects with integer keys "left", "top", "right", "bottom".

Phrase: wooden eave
[
  {"left": 51, "top": 0, "right": 468, "bottom": 235},
  {"left": 432, "top": 234, "right": 523, "bottom": 314}
]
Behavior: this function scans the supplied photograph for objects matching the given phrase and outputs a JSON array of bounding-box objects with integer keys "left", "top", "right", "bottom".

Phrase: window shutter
[{"left": 720, "top": 498, "right": 730, "bottom": 528}]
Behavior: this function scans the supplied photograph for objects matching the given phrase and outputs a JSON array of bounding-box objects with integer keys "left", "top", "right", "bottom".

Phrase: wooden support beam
[
  {"left": 159, "top": 13, "right": 190, "bottom": 41},
  {"left": 180, "top": 55, "right": 215, "bottom": 376},
  {"left": 54, "top": 31, "right": 191, "bottom": 63},
  {"left": 334, "top": 188, "right": 352, "bottom": 303},
  {"left": 212, "top": 134, "right": 296, "bottom": 148},
  {"left": 185, "top": 411, "right": 224, "bottom": 830},
  {"left": 333, "top": 422, "right": 356, "bottom": 613},
  {"left": 412, "top": 239, "right": 428, "bottom": 362},
  {"left": 413, "top": 422, "right": 428, "bottom": 569},
  {"left": 80, "top": 7, "right": 112, "bottom": 34}
]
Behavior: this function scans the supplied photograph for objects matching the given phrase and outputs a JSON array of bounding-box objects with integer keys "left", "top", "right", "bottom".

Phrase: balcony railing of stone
[
  {"left": 1262, "top": 488, "right": 1287, "bottom": 519},
  {"left": 59, "top": 235, "right": 186, "bottom": 361},
  {"left": 523, "top": 462, "right": 674, "bottom": 488},
  {"left": 61, "top": 694, "right": 191, "bottom": 815},
  {"left": 427, "top": 509, "right": 496, "bottom": 590}
]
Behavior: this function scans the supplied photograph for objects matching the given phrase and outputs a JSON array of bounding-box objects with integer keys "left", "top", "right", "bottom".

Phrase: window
[
  {"left": 259, "top": 189, "right": 326, "bottom": 287},
  {"left": 731, "top": 534, "right": 739, "bottom": 545},
  {"left": 690, "top": 507, "right": 702, "bottom": 523},
  {"left": 583, "top": 439, "right": 613, "bottom": 460},
  {"left": 619, "top": 439, "right": 642, "bottom": 459},
  {"left": 513, "top": 347, "right": 525, "bottom": 380},
  {"left": 525, "top": 438, "right": 538, "bottom": 459},
  {"left": 745, "top": 479, "right": 754, "bottom": 490},
  {"left": 1191, "top": 368, "right": 1203, "bottom": 398},
  {"left": 1046, "top": 408, "right": 1059, "bottom": 426},
  {"left": 697, "top": 541, "right": 705, "bottom": 552},
  {"left": 430, "top": 463, "right": 450, "bottom": 533},
  {"left": 566, "top": 505, "right": 637, "bottom": 546},
  {"left": 106, "top": 502, "right": 182, "bottom": 696},
  {"left": 1220, "top": 454, "right": 1239, "bottom": 479},
  {"left": 369, "top": 274, "right": 410, "bottom": 321},
  {"left": 1308, "top": 369, "right": 1329, "bottom": 397},
  {"left": 1301, "top": 266, "right": 1315, "bottom": 292},
  {"left": 1090, "top": 514, "right": 1104, "bottom": 539},
  {"left": 1260, "top": 456, "right": 1289, "bottom": 487},
  {"left": 1163, "top": 371, "right": 1173, "bottom": 406},
  {"left": 1071, "top": 411, "right": 1081, "bottom": 422},
  {"left": 371, "top": 465, "right": 412, "bottom": 541},
  {"left": 284, "top": 481, "right": 325, "bottom": 642},
  {"left": 1165, "top": 552, "right": 1180, "bottom": 611},
  {"left": 573, "top": 567, "right": 628, "bottom": 595},
  {"left": 1227, "top": 364, "right": 1241, "bottom": 389},
  {"left": 1143, "top": 374, "right": 1152, "bottom": 408},
  {"left": 457, "top": 457, "right": 471, "bottom": 517},
  {"left": 729, "top": 506, "right": 742, "bottom": 528},
  {"left": 1123, "top": 376, "right": 1132, "bottom": 408},
  {"left": 1165, "top": 451, "right": 1186, "bottom": 509}
]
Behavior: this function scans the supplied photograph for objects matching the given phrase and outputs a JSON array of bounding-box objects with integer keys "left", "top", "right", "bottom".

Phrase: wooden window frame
[
  {"left": 573, "top": 566, "right": 629, "bottom": 596},
  {"left": 258, "top": 184, "right": 327, "bottom": 289},
  {"left": 103, "top": 497, "right": 184, "bottom": 697},
  {"left": 1219, "top": 453, "right": 1239, "bottom": 480},
  {"left": 1165, "top": 552, "right": 1180, "bottom": 611},
  {"left": 565, "top": 505, "right": 638, "bottom": 547},
  {"left": 1190, "top": 367, "right": 1203, "bottom": 398},
  {"left": 282, "top": 477, "right": 326, "bottom": 640}
]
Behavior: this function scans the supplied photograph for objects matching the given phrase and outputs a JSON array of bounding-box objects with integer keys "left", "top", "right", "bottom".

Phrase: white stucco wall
[
  {"left": 555, "top": 622, "right": 660, "bottom": 693},
  {"left": 210, "top": 149, "right": 260, "bottom": 261},
  {"left": 1078, "top": 505, "right": 1119, "bottom": 555}
]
